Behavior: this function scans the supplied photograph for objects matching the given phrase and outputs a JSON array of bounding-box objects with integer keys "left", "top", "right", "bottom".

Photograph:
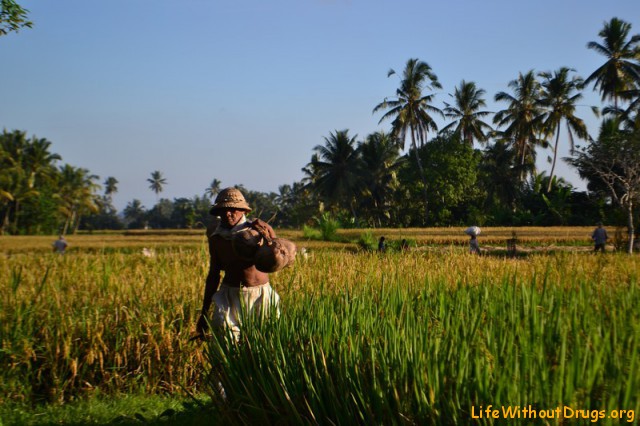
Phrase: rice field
[{"left": 0, "top": 228, "right": 638, "bottom": 424}]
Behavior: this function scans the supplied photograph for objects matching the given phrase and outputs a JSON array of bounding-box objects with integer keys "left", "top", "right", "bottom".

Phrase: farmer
[
  {"left": 378, "top": 236, "right": 386, "bottom": 253},
  {"left": 592, "top": 222, "right": 608, "bottom": 253},
  {"left": 196, "top": 187, "right": 280, "bottom": 340},
  {"left": 52, "top": 235, "right": 68, "bottom": 254},
  {"left": 469, "top": 234, "right": 481, "bottom": 255},
  {"left": 465, "top": 226, "right": 481, "bottom": 255}
]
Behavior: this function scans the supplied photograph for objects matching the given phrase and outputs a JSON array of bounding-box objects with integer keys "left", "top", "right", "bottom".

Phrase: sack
[
  {"left": 464, "top": 226, "right": 481, "bottom": 237},
  {"left": 231, "top": 219, "right": 275, "bottom": 260},
  {"left": 231, "top": 228, "right": 263, "bottom": 260},
  {"left": 254, "top": 238, "right": 297, "bottom": 273}
]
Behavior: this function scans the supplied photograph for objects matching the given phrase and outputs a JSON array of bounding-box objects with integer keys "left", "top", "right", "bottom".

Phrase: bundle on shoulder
[{"left": 231, "top": 218, "right": 296, "bottom": 272}]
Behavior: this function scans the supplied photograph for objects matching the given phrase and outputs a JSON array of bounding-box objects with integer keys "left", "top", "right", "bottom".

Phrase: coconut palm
[
  {"left": 373, "top": 58, "right": 443, "bottom": 224},
  {"left": 605, "top": 70, "right": 640, "bottom": 130},
  {"left": 147, "top": 170, "right": 167, "bottom": 201},
  {"left": 493, "top": 70, "right": 544, "bottom": 179},
  {"left": 538, "top": 67, "right": 589, "bottom": 192},
  {"left": 356, "top": 131, "right": 405, "bottom": 226},
  {"left": 23, "top": 136, "right": 61, "bottom": 189},
  {"left": 479, "top": 140, "right": 523, "bottom": 212},
  {"left": 57, "top": 164, "right": 100, "bottom": 234},
  {"left": 0, "top": 130, "right": 59, "bottom": 233},
  {"left": 441, "top": 80, "right": 493, "bottom": 146},
  {"left": 305, "top": 130, "right": 361, "bottom": 217},
  {"left": 584, "top": 17, "right": 640, "bottom": 110},
  {"left": 205, "top": 178, "right": 222, "bottom": 200},
  {"left": 123, "top": 199, "right": 146, "bottom": 228},
  {"left": 104, "top": 176, "right": 118, "bottom": 198}
]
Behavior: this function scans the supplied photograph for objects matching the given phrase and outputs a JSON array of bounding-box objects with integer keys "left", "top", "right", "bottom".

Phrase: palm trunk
[
  {"left": 627, "top": 200, "right": 635, "bottom": 254},
  {"left": 62, "top": 210, "right": 74, "bottom": 236},
  {"left": 1, "top": 208, "right": 10, "bottom": 235},
  {"left": 74, "top": 214, "right": 82, "bottom": 234},
  {"left": 546, "top": 126, "right": 561, "bottom": 193},
  {"left": 11, "top": 200, "right": 20, "bottom": 232},
  {"left": 518, "top": 138, "right": 527, "bottom": 182},
  {"left": 411, "top": 129, "right": 429, "bottom": 225}
]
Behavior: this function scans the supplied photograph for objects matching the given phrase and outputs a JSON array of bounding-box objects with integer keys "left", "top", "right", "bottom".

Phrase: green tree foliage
[
  {"left": 374, "top": 58, "right": 443, "bottom": 224},
  {"left": 147, "top": 170, "right": 167, "bottom": 201},
  {"left": 400, "top": 132, "right": 483, "bottom": 226},
  {"left": 0, "top": 0, "right": 31, "bottom": 37},
  {"left": 0, "top": 130, "right": 61, "bottom": 234},
  {"left": 537, "top": 67, "right": 589, "bottom": 192},
  {"left": 584, "top": 17, "right": 640, "bottom": 109},
  {"left": 303, "top": 130, "right": 361, "bottom": 218},
  {"left": 441, "top": 80, "right": 493, "bottom": 147},
  {"left": 204, "top": 178, "right": 222, "bottom": 200},
  {"left": 568, "top": 122, "right": 640, "bottom": 253},
  {"left": 493, "top": 70, "right": 544, "bottom": 178},
  {"left": 356, "top": 132, "right": 404, "bottom": 227},
  {"left": 57, "top": 165, "right": 100, "bottom": 234}
]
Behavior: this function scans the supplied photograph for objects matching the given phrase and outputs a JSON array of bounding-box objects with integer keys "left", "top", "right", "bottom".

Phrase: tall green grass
[{"left": 204, "top": 251, "right": 640, "bottom": 425}]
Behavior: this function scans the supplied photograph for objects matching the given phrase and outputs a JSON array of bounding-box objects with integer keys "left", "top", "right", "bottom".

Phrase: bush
[{"left": 357, "top": 231, "right": 377, "bottom": 251}]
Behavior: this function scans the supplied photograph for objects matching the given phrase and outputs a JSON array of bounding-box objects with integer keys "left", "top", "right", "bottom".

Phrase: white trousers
[{"left": 211, "top": 283, "right": 280, "bottom": 339}]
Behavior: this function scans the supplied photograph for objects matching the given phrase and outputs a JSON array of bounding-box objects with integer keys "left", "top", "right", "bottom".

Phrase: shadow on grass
[{"left": 1, "top": 398, "right": 219, "bottom": 426}]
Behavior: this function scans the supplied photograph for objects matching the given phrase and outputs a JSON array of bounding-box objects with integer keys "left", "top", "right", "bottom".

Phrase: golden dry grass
[{"left": 0, "top": 226, "right": 601, "bottom": 254}]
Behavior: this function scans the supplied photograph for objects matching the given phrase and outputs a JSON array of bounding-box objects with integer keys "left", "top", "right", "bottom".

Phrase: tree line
[{"left": 1, "top": 17, "right": 639, "bottom": 250}]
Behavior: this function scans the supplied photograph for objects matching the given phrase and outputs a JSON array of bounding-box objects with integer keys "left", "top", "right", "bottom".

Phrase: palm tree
[
  {"left": 441, "top": 80, "right": 493, "bottom": 146},
  {"left": 538, "top": 67, "right": 589, "bottom": 192},
  {"left": 56, "top": 164, "right": 100, "bottom": 234},
  {"left": 479, "top": 140, "right": 523, "bottom": 212},
  {"left": 104, "top": 176, "right": 118, "bottom": 199},
  {"left": 584, "top": 17, "right": 640, "bottom": 110},
  {"left": 23, "top": 136, "right": 61, "bottom": 189},
  {"left": 123, "top": 199, "right": 146, "bottom": 227},
  {"left": 493, "top": 70, "right": 544, "bottom": 179},
  {"left": 0, "top": 130, "right": 58, "bottom": 233},
  {"left": 357, "top": 131, "right": 405, "bottom": 226},
  {"left": 373, "top": 58, "right": 443, "bottom": 223},
  {"left": 304, "top": 130, "right": 361, "bottom": 217},
  {"left": 205, "top": 178, "right": 222, "bottom": 200},
  {"left": 0, "top": 0, "right": 32, "bottom": 37},
  {"left": 147, "top": 170, "right": 167, "bottom": 202}
]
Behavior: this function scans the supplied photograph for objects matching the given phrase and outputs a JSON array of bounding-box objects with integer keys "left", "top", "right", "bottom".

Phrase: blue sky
[{"left": 2, "top": 0, "right": 639, "bottom": 210}]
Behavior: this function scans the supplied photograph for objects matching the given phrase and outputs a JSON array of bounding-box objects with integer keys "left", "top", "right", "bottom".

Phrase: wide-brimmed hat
[{"left": 209, "top": 187, "right": 252, "bottom": 215}]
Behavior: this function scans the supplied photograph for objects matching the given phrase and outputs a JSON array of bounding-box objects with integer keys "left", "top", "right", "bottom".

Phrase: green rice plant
[
  {"left": 302, "top": 225, "right": 322, "bottom": 240},
  {"left": 203, "top": 252, "right": 640, "bottom": 425},
  {"left": 356, "top": 231, "right": 377, "bottom": 251}
]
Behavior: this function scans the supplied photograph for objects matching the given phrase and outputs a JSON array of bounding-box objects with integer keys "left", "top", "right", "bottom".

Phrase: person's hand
[{"left": 251, "top": 219, "right": 276, "bottom": 241}]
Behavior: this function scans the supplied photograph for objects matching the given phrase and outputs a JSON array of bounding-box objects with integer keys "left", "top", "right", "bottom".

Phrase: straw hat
[{"left": 209, "top": 188, "right": 252, "bottom": 215}]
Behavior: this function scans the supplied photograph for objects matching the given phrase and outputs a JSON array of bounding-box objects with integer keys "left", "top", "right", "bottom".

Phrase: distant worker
[
  {"left": 378, "top": 236, "right": 386, "bottom": 253},
  {"left": 469, "top": 234, "right": 481, "bottom": 255},
  {"left": 52, "top": 235, "right": 68, "bottom": 254},
  {"left": 592, "top": 222, "right": 608, "bottom": 253},
  {"left": 465, "top": 226, "right": 481, "bottom": 255}
]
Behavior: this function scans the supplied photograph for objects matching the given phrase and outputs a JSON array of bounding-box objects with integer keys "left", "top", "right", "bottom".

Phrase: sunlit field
[
  {"left": 1, "top": 228, "right": 638, "bottom": 425},
  {"left": 0, "top": 226, "right": 604, "bottom": 254}
]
